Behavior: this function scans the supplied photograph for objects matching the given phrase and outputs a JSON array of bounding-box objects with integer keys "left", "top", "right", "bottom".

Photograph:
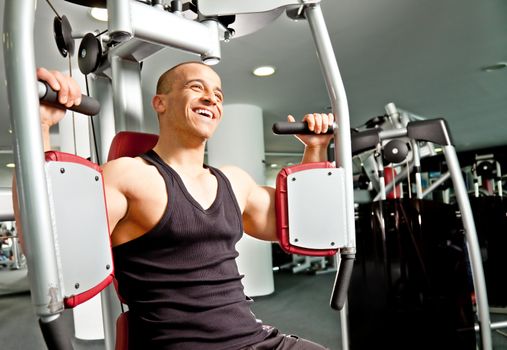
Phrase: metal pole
[
  {"left": 88, "top": 75, "right": 117, "bottom": 163},
  {"left": 443, "top": 145, "right": 492, "bottom": 350},
  {"left": 3, "top": 0, "right": 64, "bottom": 320},
  {"left": 411, "top": 140, "right": 423, "bottom": 199},
  {"left": 110, "top": 57, "right": 144, "bottom": 132},
  {"left": 376, "top": 152, "right": 387, "bottom": 201},
  {"left": 305, "top": 5, "right": 355, "bottom": 349},
  {"left": 88, "top": 75, "right": 122, "bottom": 350},
  {"left": 421, "top": 172, "right": 451, "bottom": 198},
  {"left": 305, "top": 3, "right": 355, "bottom": 249},
  {"left": 101, "top": 285, "right": 124, "bottom": 350}
]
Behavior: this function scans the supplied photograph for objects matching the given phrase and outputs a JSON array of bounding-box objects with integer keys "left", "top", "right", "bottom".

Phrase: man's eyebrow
[{"left": 186, "top": 79, "right": 224, "bottom": 97}]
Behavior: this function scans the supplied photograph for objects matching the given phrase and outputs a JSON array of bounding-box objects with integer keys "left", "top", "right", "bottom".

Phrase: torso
[{"left": 105, "top": 155, "right": 248, "bottom": 247}]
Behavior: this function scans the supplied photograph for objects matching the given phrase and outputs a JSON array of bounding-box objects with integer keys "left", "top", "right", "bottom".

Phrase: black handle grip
[
  {"left": 272, "top": 122, "right": 333, "bottom": 135},
  {"left": 330, "top": 253, "right": 355, "bottom": 311},
  {"left": 38, "top": 81, "right": 101, "bottom": 116}
]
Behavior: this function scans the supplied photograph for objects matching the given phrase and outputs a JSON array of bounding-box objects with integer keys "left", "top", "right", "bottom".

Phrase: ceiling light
[
  {"left": 90, "top": 8, "right": 108, "bottom": 22},
  {"left": 202, "top": 57, "right": 220, "bottom": 66},
  {"left": 6, "top": 163, "right": 15, "bottom": 168},
  {"left": 253, "top": 66, "right": 276, "bottom": 77},
  {"left": 481, "top": 62, "right": 507, "bottom": 72}
]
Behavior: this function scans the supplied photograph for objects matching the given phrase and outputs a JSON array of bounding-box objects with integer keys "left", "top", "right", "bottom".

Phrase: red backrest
[
  {"left": 107, "top": 131, "right": 159, "bottom": 161},
  {"left": 107, "top": 131, "right": 159, "bottom": 350}
]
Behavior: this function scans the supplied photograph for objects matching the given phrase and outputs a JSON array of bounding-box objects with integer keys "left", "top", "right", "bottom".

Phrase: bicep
[
  {"left": 104, "top": 185, "right": 128, "bottom": 234},
  {"left": 243, "top": 185, "right": 277, "bottom": 242},
  {"left": 102, "top": 162, "right": 129, "bottom": 234}
]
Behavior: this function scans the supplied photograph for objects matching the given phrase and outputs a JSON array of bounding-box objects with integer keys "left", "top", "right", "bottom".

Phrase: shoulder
[
  {"left": 218, "top": 165, "right": 257, "bottom": 210},
  {"left": 101, "top": 156, "right": 158, "bottom": 191},
  {"left": 102, "top": 156, "right": 148, "bottom": 179},
  {"left": 219, "top": 165, "right": 255, "bottom": 186}
]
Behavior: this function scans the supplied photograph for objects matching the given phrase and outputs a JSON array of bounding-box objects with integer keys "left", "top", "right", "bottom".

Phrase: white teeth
[{"left": 194, "top": 109, "right": 213, "bottom": 118}]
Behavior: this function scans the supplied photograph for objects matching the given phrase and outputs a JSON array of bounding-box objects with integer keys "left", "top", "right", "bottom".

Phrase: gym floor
[{"left": 1, "top": 267, "right": 507, "bottom": 350}]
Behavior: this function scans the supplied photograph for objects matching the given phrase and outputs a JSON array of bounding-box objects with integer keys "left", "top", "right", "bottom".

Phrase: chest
[{"left": 127, "top": 167, "right": 221, "bottom": 226}]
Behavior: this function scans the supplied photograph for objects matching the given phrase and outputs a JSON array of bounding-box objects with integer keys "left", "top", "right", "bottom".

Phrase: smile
[{"left": 193, "top": 108, "right": 214, "bottom": 119}]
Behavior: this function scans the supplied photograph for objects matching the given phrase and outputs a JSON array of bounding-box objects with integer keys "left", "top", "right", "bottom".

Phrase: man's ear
[{"left": 152, "top": 95, "right": 165, "bottom": 113}]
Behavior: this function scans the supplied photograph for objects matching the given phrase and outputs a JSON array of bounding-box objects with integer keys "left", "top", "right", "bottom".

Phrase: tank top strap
[
  {"left": 139, "top": 149, "right": 173, "bottom": 182},
  {"left": 204, "top": 165, "right": 244, "bottom": 231}
]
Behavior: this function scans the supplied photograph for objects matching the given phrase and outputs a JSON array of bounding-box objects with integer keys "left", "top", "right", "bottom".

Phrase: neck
[{"left": 153, "top": 129, "right": 207, "bottom": 175}]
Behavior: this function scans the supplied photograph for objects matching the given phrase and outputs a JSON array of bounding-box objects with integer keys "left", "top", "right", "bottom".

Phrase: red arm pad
[
  {"left": 45, "top": 151, "right": 115, "bottom": 309},
  {"left": 275, "top": 162, "right": 338, "bottom": 256}
]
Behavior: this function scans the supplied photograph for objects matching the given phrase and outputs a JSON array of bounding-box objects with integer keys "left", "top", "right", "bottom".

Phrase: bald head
[{"left": 156, "top": 61, "right": 218, "bottom": 95}]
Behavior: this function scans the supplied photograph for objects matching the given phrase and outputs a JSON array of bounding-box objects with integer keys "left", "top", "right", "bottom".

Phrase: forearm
[
  {"left": 301, "top": 144, "right": 329, "bottom": 163},
  {"left": 41, "top": 124, "right": 52, "bottom": 152}
]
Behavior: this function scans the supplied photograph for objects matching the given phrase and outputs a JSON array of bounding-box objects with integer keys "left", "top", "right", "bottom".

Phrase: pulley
[
  {"left": 78, "top": 33, "right": 103, "bottom": 75},
  {"left": 53, "top": 15, "right": 74, "bottom": 57},
  {"left": 383, "top": 139, "right": 409, "bottom": 164}
]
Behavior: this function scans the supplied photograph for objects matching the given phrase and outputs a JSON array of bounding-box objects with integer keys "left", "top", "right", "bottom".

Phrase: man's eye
[
  {"left": 191, "top": 84, "right": 203, "bottom": 90},
  {"left": 215, "top": 93, "right": 223, "bottom": 101}
]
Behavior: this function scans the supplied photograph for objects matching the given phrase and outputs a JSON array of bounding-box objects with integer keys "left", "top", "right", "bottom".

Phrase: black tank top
[{"left": 112, "top": 150, "right": 268, "bottom": 350}]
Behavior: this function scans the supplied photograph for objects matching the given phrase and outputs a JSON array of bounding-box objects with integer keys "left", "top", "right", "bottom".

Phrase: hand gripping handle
[
  {"left": 272, "top": 121, "right": 333, "bottom": 135},
  {"left": 38, "top": 81, "right": 101, "bottom": 116}
]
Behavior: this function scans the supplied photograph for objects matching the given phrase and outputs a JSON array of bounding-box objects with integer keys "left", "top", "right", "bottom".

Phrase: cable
[
  {"left": 95, "top": 29, "right": 108, "bottom": 37},
  {"left": 45, "top": 0, "right": 61, "bottom": 20},
  {"left": 68, "top": 56, "right": 78, "bottom": 156}
]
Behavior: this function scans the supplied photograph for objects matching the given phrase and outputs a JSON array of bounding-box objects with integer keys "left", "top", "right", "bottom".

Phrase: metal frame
[{"left": 6, "top": 1, "right": 485, "bottom": 350}]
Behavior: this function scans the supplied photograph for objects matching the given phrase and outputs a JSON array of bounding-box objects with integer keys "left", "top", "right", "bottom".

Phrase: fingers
[
  {"left": 302, "top": 113, "right": 335, "bottom": 134},
  {"left": 36, "top": 67, "right": 61, "bottom": 92},
  {"left": 36, "top": 67, "right": 82, "bottom": 108}
]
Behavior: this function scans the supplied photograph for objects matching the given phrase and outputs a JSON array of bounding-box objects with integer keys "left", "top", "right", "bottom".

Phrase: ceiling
[{"left": 1, "top": 0, "right": 507, "bottom": 177}]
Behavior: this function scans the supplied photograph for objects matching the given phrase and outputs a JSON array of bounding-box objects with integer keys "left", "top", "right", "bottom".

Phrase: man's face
[{"left": 162, "top": 63, "right": 224, "bottom": 140}]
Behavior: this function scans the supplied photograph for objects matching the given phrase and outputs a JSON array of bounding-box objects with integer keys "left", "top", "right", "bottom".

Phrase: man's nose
[{"left": 202, "top": 91, "right": 217, "bottom": 104}]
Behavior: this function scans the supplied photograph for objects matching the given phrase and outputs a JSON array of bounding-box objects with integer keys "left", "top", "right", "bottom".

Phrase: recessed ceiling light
[
  {"left": 202, "top": 57, "right": 220, "bottom": 66},
  {"left": 253, "top": 66, "right": 276, "bottom": 77},
  {"left": 6, "top": 163, "right": 15, "bottom": 168},
  {"left": 90, "top": 8, "right": 108, "bottom": 22},
  {"left": 481, "top": 62, "right": 507, "bottom": 72}
]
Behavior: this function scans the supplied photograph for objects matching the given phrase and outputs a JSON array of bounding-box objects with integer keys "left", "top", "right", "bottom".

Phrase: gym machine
[
  {"left": 4, "top": 1, "right": 356, "bottom": 349},
  {"left": 273, "top": 117, "right": 493, "bottom": 349}
]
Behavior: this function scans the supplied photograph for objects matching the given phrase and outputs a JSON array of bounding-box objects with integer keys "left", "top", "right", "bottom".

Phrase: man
[{"left": 31, "top": 62, "right": 334, "bottom": 349}]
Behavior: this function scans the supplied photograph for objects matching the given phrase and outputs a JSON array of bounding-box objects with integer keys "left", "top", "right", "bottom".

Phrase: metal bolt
[
  {"left": 328, "top": 172, "right": 332, "bottom": 176},
  {"left": 292, "top": 177, "right": 296, "bottom": 182},
  {"left": 331, "top": 242, "right": 335, "bottom": 246},
  {"left": 294, "top": 238, "right": 299, "bottom": 242},
  {"left": 74, "top": 283, "right": 80, "bottom": 289},
  {"left": 224, "top": 31, "right": 231, "bottom": 43},
  {"left": 95, "top": 176, "right": 99, "bottom": 181},
  {"left": 60, "top": 168, "right": 65, "bottom": 174},
  {"left": 106, "top": 264, "right": 110, "bottom": 270}
]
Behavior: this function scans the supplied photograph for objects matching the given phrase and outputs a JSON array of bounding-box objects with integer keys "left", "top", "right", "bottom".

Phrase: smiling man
[{"left": 32, "top": 61, "right": 334, "bottom": 349}]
